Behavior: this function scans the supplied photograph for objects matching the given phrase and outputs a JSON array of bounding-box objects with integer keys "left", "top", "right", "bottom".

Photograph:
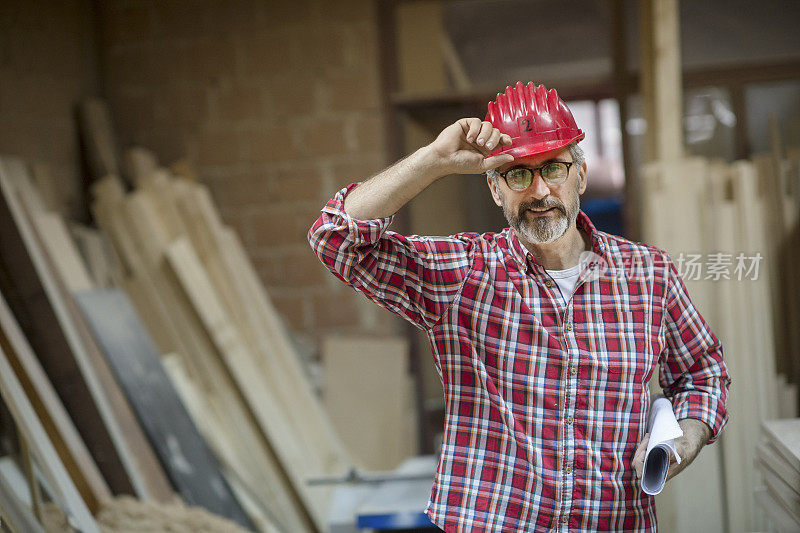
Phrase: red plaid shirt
[{"left": 309, "top": 184, "right": 731, "bottom": 532}]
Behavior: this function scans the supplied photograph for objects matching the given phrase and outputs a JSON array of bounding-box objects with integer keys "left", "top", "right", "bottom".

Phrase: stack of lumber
[
  {"left": 754, "top": 419, "right": 800, "bottom": 532},
  {"left": 0, "top": 159, "right": 271, "bottom": 532},
  {"left": 88, "top": 157, "right": 353, "bottom": 531},
  {"left": 0, "top": 156, "right": 259, "bottom": 530},
  {"left": 0, "top": 291, "right": 100, "bottom": 533},
  {"left": 640, "top": 149, "right": 800, "bottom": 533},
  {"left": 0, "top": 143, "right": 356, "bottom": 530},
  {"left": 0, "top": 158, "right": 174, "bottom": 503}
]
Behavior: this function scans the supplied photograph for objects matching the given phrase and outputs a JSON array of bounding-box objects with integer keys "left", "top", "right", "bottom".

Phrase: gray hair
[{"left": 488, "top": 141, "right": 585, "bottom": 185}]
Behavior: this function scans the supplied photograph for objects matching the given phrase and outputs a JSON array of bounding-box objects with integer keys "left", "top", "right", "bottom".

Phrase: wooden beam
[
  {"left": 92, "top": 182, "right": 316, "bottom": 531},
  {"left": 610, "top": 0, "right": 639, "bottom": 241},
  {"left": 0, "top": 291, "right": 111, "bottom": 514},
  {"left": 0, "top": 158, "right": 137, "bottom": 496},
  {"left": 164, "top": 238, "right": 333, "bottom": 529},
  {"left": 0, "top": 341, "right": 99, "bottom": 532},
  {"left": 77, "top": 98, "right": 121, "bottom": 183},
  {"left": 0, "top": 461, "right": 46, "bottom": 533},
  {"left": 639, "top": 0, "right": 683, "bottom": 163}
]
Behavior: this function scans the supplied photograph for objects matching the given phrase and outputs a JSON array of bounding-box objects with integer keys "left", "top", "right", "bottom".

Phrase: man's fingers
[
  {"left": 475, "top": 121, "right": 494, "bottom": 146},
  {"left": 485, "top": 130, "right": 503, "bottom": 151},
  {"left": 632, "top": 432, "right": 650, "bottom": 479},
  {"left": 501, "top": 134, "right": 513, "bottom": 145},
  {"left": 464, "top": 119, "right": 482, "bottom": 143},
  {"left": 482, "top": 154, "right": 515, "bottom": 171}
]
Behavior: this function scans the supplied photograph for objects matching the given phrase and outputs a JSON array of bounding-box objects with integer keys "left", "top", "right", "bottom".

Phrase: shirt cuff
[
  {"left": 671, "top": 390, "right": 728, "bottom": 445},
  {"left": 320, "top": 183, "right": 394, "bottom": 245}
]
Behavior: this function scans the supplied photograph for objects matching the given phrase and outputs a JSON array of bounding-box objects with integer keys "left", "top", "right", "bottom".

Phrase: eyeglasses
[{"left": 491, "top": 161, "right": 574, "bottom": 191}]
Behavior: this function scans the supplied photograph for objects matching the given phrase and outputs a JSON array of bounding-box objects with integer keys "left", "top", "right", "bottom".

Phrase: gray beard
[{"left": 499, "top": 183, "right": 581, "bottom": 245}]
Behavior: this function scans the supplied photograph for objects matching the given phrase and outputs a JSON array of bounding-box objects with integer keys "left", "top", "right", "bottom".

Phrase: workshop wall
[
  {"left": 95, "top": 0, "right": 398, "bottom": 347},
  {"left": 0, "top": 0, "right": 99, "bottom": 220}
]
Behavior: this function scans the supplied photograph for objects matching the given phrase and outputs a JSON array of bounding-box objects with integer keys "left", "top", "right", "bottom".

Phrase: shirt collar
[{"left": 507, "top": 210, "right": 607, "bottom": 272}]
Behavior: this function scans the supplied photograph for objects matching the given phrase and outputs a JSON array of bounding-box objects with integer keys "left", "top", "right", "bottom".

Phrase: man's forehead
[{"left": 498, "top": 147, "right": 572, "bottom": 172}]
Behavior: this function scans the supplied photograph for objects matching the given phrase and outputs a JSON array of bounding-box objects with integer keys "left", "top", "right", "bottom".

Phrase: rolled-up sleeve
[
  {"left": 658, "top": 256, "right": 732, "bottom": 445},
  {"left": 308, "top": 183, "right": 473, "bottom": 330}
]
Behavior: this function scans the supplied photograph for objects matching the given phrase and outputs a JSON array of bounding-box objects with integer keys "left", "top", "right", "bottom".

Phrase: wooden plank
[
  {"left": 3, "top": 161, "right": 176, "bottom": 503},
  {"left": 28, "top": 162, "right": 60, "bottom": 214},
  {"left": 74, "top": 288, "right": 252, "bottom": 529},
  {"left": 164, "top": 238, "right": 332, "bottom": 529},
  {"left": 93, "top": 182, "right": 316, "bottom": 530},
  {"left": 762, "top": 419, "right": 800, "bottom": 473},
  {"left": 0, "top": 460, "right": 46, "bottom": 533},
  {"left": 640, "top": 159, "right": 726, "bottom": 533},
  {"left": 639, "top": 0, "right": 683, "bottom": 162},
  {"left": 754, "top": 153, "right": 792, "bottom": 381},
  {"left": 69, "top": 224, "right": 121, "bottom": 288},
  {"left": 92, "top": 186, "right": 191, "bottom": 361},
  {"left": 708, "top": 165, "right": 756, "bottom": 532},
  {"left": 169, "top": 181, "right": 351, "bottom": 469},
  {"left": 0, "top": 290, "right": 111, "bottom": 514},
  {"left": 219, "top": 226, "right": 353, "bottom": 464},
  {"left": 30, "top": 212, "right": 94, "bottom": 292},
  {"left": 123, "top": 146, "right": 159, "bottom": 186},
  {"left": 756, "top": 441, "right": 800, "bottom": 495},
  {"left": 731, "top": 161, "right": 780, "bottom": 422},
  {"left": 162, "top": 353, "right": 286, "bottom": 533},
  {"left": 61, "top": 254, "right": 175, "bottom": 504},
  {"left": 78, "top": 98, "right": 121, "bottom": 182},
  {"left": 754, "top": 485, "right": 800, "bottom": 533},
  {"left": 19, "top": 434, "right": 44, "bottom": 523},
  {"left": 0, "top": 342, "right": 99, "bottom": 532},
  {"left": 0, "top": 157, "right": 137, "bottom": 496},
  {"left": 780, "top": 381, "right": 799, "bottom": 420},
  {"left": 321, "top": 336, "right": 416, "bottom": 470},
  {"left": 761, "top": 465, "right": 800, "bottom": 525}
]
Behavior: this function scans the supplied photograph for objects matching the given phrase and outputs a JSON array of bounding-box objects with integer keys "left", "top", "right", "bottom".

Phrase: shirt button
[
  {"left": 570, "top": 367, "right": 578, "bottom": 375},
  {"left": 565, "top": 323, "right": 573, "bottom": 331},
  {"left": 561, "top": 516, "right": 568, "bottom": 524},
  {"left": 565, "top": 466, "right": 573, "bottom": 474},
  {"left": 545, "top": 280, "right": 554, "bottom": 287},
  {"left": 566, "top": 416, "right": 574, "bottom": 425}
]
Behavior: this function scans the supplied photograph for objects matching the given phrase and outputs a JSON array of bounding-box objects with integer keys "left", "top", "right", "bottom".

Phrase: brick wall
[
  {"left": 0, "top": 0, "right": 99, "bottom": 220},
  {"left": 97, "top": 0, "right": 400, "bottom": 352}
]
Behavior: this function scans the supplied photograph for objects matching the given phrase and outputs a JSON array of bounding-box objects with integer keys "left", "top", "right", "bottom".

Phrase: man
[{"left": 308, "top": 82, "right": 731, "bottom": 532}]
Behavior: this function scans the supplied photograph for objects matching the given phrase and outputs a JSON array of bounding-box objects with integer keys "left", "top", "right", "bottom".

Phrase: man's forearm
[
  {"left": 342, "top": 117, "right": 514, "bottom": 219},
  {"left": 343, "top": 146, "right": 442, "bottom": 220},
  {"left": 679, "top": 417, "right": 713, "bottom": 446}
]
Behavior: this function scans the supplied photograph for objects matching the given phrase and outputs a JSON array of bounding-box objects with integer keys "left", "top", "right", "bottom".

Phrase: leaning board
[
  {"left": 0, "top": 343, "right": 98, "bottom": 532},
  {"left": 74, "top": 288, "right": 252, "bottom": 529}
]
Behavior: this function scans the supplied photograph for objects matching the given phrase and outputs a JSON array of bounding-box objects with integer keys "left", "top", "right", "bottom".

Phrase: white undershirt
[{"left": 545, "top": 262, "right": 584, "bottom": 302}]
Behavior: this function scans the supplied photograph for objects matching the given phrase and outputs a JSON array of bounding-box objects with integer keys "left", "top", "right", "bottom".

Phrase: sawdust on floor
[{"left": 41, "top": 496, "right": 251, "bottom": 532}]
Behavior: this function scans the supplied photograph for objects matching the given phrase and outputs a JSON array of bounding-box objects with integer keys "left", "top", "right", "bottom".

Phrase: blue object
[
  {"left": 582, "top": 197, "right": 625, "bottom": 238},
  {"left": 356, "top": 511, "right": 436, "bottom": 530}
]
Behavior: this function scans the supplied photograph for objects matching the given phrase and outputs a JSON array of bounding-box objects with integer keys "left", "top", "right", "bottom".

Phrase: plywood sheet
[
  {"left": 321, "top": 336, "right": 416, "bottom": 471},
  {"left": 74, "top": 288, "right": 252, "bottom": 529}
]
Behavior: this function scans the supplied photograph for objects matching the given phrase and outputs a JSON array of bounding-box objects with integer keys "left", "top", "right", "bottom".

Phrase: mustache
[{"left": 517, "top": 199, "right": 565, "bottom": 218}]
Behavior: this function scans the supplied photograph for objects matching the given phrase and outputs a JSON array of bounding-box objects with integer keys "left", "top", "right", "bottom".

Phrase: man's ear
[
  {"left": 486, "top": 174, "right": 503, "bottom": 206},
  {"left": 578, "top": 162, "right": 588, "bottom": 195}
]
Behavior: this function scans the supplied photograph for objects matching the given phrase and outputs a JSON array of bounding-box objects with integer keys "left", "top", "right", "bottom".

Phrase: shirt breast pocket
[{"left": 589, "top": 319, "right": 653, "bottom": 386}]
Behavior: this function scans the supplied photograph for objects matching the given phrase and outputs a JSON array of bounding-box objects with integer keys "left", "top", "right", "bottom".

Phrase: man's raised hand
[{"left": 426, "top": 118, "right": 514, "bottom": 176}]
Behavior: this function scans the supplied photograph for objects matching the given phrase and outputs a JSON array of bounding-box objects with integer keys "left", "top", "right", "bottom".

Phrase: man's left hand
[{"left": 632, "top": 418, "right": 713, "bottom": 482}]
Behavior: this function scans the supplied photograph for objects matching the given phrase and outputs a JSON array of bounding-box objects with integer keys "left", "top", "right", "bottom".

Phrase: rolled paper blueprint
[{"left": 641, "top": 396, "right": 683, "bottom": 495}]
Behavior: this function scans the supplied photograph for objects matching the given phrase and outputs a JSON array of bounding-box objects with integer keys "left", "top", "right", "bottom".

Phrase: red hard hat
[{"left": 485, "top": 81, "right": 584, "bottom": 159}]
